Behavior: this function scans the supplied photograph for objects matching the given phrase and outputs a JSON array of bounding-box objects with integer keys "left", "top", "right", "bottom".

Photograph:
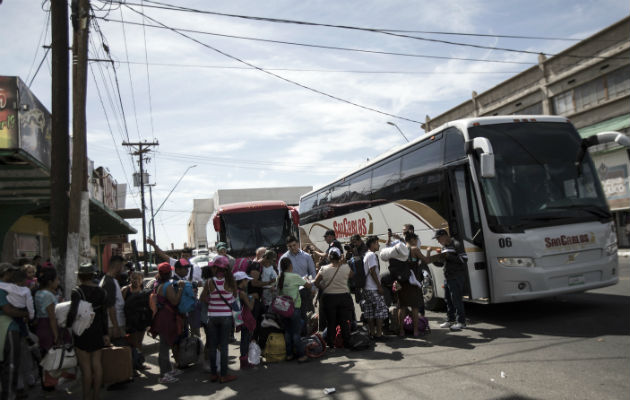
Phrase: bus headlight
[
  {"left": 497, "top": 257, "right": 536, "bottom": 268},
  {"left": 606, "top": 242, "right": 618, "bottom": 256}
]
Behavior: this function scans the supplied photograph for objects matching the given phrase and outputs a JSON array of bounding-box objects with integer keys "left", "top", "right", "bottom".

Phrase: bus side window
[{"left": 444, "top": 127, "right": 466, "bottom": 164}]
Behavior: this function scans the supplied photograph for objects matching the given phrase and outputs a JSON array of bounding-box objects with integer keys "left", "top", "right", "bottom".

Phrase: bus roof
[
  {"left": 301, "top": 115, "right": 572, "bottom": 199},
  {"left": 216, "top": 200, "right": 289, "bottom": 215}
]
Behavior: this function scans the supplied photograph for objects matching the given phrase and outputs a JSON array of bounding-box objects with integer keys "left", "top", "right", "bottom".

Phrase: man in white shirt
[{"left": 362, "top": 236, "right": 388, "bottom": 340}]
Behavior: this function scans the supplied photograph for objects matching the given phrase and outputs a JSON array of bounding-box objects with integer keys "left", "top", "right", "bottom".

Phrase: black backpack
[
  {"left": 124, "top": 290, "right": 153, "bottom": 332},
  {"left": 348, "top": 256, "right": 367, "bottom": 290}
]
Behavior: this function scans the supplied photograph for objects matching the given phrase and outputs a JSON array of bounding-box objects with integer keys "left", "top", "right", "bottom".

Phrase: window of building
[
  {"left": 607, "top": 65, "right": 630, "bottom": 99},
  {"left": 574, "top": 77, "right": 606, "bottom": 110},
  {"left": 553, "top": 91, "right": 574, "bottom": 115}
]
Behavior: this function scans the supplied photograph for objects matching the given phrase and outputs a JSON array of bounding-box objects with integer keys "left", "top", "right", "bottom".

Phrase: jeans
[
  {"left": 158, "top": 334, "right": 172, "bottom": 376},
  {"left": 444, "top": 275, "right": 466, "bottom": 324},
  {"left": 240, "top": 327, "right": 251, "bottom": 358},
  {"left": 283, "top": 309, "right": 305, "bottom": 358},
  {"left": 208, "top": 316, "right": 232, "bottom": 376}
]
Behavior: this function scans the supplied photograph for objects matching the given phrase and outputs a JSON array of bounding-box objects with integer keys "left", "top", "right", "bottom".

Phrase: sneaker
[
  {"left": 168, "top": 368, "right": 184, "bottom": 377},
  {"left": 158, "top": 375, "right": 179, "bottom": 384},
  {"left": 450, "top": 322, "right": 466, "bottom": 331},
  {"left": 440, "top": 321, "right": 455, "bottom": 329}
]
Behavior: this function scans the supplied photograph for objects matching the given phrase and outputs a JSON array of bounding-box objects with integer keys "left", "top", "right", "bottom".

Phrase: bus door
[{"left": 447, "top": 165, "right": 490, "bottom": 302}]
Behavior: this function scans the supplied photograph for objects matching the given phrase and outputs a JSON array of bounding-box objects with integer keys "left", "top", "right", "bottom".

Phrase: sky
[{"left": 0, "top": 0, "right": 628, "bottom": 250}]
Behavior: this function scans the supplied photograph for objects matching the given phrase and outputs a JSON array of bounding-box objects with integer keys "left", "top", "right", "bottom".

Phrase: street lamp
[
  {"left": 149, "top": 164, "right": 197, "bottom": 232},
  {"left": 387, "top": 121, "right": 410, "bottom": 143}
]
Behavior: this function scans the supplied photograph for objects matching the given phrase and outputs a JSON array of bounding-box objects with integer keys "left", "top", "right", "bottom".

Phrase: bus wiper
[{"left": 544, "top": 205, "right": 611, "bottom": 219}]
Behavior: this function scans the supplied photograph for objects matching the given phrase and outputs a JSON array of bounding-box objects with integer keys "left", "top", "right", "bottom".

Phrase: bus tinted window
[
  {"left": 444, "top": 127, "right": 466, "bottom": 163},
  {"left": 299, "top": 193, "right": 318, "bottom": 222},
  {"left": 398, "top": 171, "right": 449, "bottom": 218},
  {"left": 348, "top": 171, "right": 371, "bottom": 202},
  {"left": 371, "top": 159, "right": 401, "bottom": 200},
  {"left": 401, "top": 138, "right": 443, "bottom": 180}
]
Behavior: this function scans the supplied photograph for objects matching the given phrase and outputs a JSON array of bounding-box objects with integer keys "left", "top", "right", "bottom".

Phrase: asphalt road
[{"left": 38, "top": 258, "right": 630, "bottom": 400}]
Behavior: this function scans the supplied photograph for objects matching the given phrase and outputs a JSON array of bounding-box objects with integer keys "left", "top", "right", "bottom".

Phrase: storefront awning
[
  {"left": 90, "top": 198, "right": 137, "bottom": 236},
  {"left": 577, "top": 114, "right": 630, "bottom": 138}
]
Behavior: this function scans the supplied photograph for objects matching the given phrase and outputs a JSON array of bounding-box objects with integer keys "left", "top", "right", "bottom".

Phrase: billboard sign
[{"left": 0, "top": 76, "right": 18, "bottom": 149}]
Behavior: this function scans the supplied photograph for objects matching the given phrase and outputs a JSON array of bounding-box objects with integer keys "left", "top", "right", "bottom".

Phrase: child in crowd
[
  {"left": 0, "top": 269, "right": 35, "bottom": 322},
  {"left": 260, "top": 260, "right": 278, "bottom": 310},
  {"left": 234, "top": 271, "right": 257, "bottom": 369},
  {"left": 23, "top": 265, "right": 38, "bottom": 290}
]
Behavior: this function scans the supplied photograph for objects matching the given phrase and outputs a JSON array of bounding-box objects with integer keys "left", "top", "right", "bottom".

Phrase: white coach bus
[{"left": 299, "top": 116, "right": 627, "bottom": 309}]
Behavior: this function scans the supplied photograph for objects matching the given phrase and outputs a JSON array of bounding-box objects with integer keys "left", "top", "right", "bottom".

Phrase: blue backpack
[{"left": 177, "top": 281, "right": 197, "bottom": 314}]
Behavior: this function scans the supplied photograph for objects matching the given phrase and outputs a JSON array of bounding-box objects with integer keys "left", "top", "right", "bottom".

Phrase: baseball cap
[
  {"left": 233, "top": 271, "right": 253, "bottom": 281},
  {"left": 324, "top": 229, "right": 335, "bottom": 237},
  {"left": 216, "top": 242, "right": 228, "bottom": 251},
  {"left": 432, "top": 229, "right": 449, "bottom": 239},
  {"left": 0, "top": 263, "right": 19, "bottom": 275},
  {"left": 158, "top": 262, "right": 172, "bottom": 274},
  {"left": 211, "top": 255, "right": 230, "bottom": 269},
  {"left": 174, "top": 258, "right": 190, "bottom": 269}
]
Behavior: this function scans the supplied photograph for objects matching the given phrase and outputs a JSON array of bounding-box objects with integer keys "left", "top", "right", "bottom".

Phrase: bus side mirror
[
  {"left": 582, "top": 131, "right": 630, "bottom": 148},
  {"left": 466, "top": 137, "right": 495, "bottom": 178}
]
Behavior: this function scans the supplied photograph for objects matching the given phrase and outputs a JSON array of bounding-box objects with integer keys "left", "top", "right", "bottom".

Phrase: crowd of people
[{"left": 0, "top": 224, "right": 469, "bottom": 398}]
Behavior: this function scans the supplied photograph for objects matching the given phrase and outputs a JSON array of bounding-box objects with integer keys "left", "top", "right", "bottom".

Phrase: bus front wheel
[{"left": 422, "top": 265, "right": 445, "bottom": 311}]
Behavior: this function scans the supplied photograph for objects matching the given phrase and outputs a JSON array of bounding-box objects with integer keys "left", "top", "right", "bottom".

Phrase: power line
[
  {"left": 25, "top": 9, "right": 51, "bottom": 84},
  {"left": 27, "top": 46, "right": 51, "bottom": 87},
  {"left": 123, "top": 4, "right": 423, "bottom": 124},
  {"left": 89, "top": 63, "right": 141, "bottom": 210},
  {"left": 140, "top": 0, "right": 156, "bottom": 140},
  {"left": 118, "top": 6, "right": 143, "bottom": 141},
  {"left": 91, "top": 59, "right": 524, "bottom": 75},
  {"left": 96, "top": 17, "right": 536, "bottom": 65},
  {"left": 115, "top": 0, "right": 629, "bottom": 61}
]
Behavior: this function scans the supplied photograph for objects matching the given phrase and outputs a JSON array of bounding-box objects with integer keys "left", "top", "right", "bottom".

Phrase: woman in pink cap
[{"left": 200, "top": 256, "right": 238, "bottom": 383}]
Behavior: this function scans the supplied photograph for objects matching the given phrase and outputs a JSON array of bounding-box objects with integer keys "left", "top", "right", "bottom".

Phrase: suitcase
[{"left": 101, "top": 346, "right": 133, "bottom": 385}]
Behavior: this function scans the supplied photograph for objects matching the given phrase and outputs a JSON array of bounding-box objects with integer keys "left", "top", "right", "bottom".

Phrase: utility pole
[
  {"left": 66, "top": 0, "right": 91, "bottom": 298},
  {"left": 123, "top": 141, "right": 158, "bottom": 273},
  {"left": 50, "top": 0, "right": 70, "bottom": 283}
]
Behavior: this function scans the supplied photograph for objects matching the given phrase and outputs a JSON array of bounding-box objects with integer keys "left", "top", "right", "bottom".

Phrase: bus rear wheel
[{"left": 421, "top": 265, "right": 445, "bottom": 311}]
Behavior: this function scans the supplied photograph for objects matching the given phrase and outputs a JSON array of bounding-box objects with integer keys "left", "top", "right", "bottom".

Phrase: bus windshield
[
  {"left": 469, "top": 122, "right": 611, "bottom": 233},
  {"left": 221, "top": 208, "right": 288, "bottom": 257}
]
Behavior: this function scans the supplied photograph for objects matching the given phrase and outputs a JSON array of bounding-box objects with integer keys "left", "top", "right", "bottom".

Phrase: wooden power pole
[
  {"left": 122, "top": 141, "right": 158, "bottom": 274},
  {"left": 66, "top": 0, "right": 91, "bottom": 297},
  {"left": 50, "top": 0, "right": 70, "bottom": 282}
]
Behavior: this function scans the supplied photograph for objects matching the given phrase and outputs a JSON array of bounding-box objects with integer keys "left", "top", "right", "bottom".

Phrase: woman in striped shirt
[{"left": 200, "top": 255, "right": 237, "bottom": 384}]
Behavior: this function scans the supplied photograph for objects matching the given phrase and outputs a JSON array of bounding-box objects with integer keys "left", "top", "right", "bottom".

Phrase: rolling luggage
[{"left": 101, "top": 346, "right": 133, "bottom": 385}]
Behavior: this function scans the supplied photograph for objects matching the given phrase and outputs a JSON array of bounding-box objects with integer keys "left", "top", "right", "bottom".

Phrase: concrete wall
[{"left": 424, "top": 16, "right": 630, "bottom": 132}]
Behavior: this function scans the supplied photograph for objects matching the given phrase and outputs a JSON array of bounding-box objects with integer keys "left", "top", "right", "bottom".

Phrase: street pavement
[{"left": 35, "top": 258, "right": 630, "bottom": 400}]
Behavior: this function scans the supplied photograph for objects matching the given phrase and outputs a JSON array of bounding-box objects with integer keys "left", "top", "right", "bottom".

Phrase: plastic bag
[{"left": 247, "top": 341, "right": 261, "bottom": 366}]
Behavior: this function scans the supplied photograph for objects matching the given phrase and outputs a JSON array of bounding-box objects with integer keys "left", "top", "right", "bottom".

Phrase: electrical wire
[
  {"left": 116, "top": 0, "right": 629, "bottom": 61},
  {"left": 96, "top": 17, "right": 536, "bottom": 65},
  {"left": 27, "top": 47, "right": 51, "bottom": 87},
  {"left": 25, "top": 9, "right": 51, "bottom": 85},
  {"left": 123, "top": 4, "right": 423, "bottom": 124},
  {"left": 118, "top": 6, "right": 144, "bottom": 141},
  {"left": 91, "top": 59, "right": 524, "bottom": 75}
]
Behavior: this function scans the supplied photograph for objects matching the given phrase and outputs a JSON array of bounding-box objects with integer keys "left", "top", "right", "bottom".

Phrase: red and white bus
[{"left": 212, "top": 200, "right": 300, "bottom": 258}]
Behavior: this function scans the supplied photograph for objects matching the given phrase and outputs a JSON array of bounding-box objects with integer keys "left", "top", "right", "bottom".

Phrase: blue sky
[{"left": 1, "top": 0, "right": 628, "bottom": 249}]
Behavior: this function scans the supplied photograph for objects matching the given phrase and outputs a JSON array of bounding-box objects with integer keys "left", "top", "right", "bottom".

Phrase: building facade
[{"left": 423, "top": 17, "right": 630, "bottom": 246}]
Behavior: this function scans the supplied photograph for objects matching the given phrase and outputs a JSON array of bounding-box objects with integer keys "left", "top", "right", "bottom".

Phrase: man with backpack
[{"left": 362, "top": 236, "right": 388, "bottom": 340}]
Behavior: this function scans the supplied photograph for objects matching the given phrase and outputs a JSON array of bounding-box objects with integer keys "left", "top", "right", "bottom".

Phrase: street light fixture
[
  {"left": 387, "top": 121, "right": 410, "bottom": 143},
  {"left": 149, "top": 164, "right": 197, "bottom": 232}
]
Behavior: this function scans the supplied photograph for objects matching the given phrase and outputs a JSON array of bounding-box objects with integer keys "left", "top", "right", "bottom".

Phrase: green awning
[
  {"left": 577, "top": 114, "right": 630, "bottom": 138},
  {"left": 90, "top": 198, "right": 137, "bottom": 236}
]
